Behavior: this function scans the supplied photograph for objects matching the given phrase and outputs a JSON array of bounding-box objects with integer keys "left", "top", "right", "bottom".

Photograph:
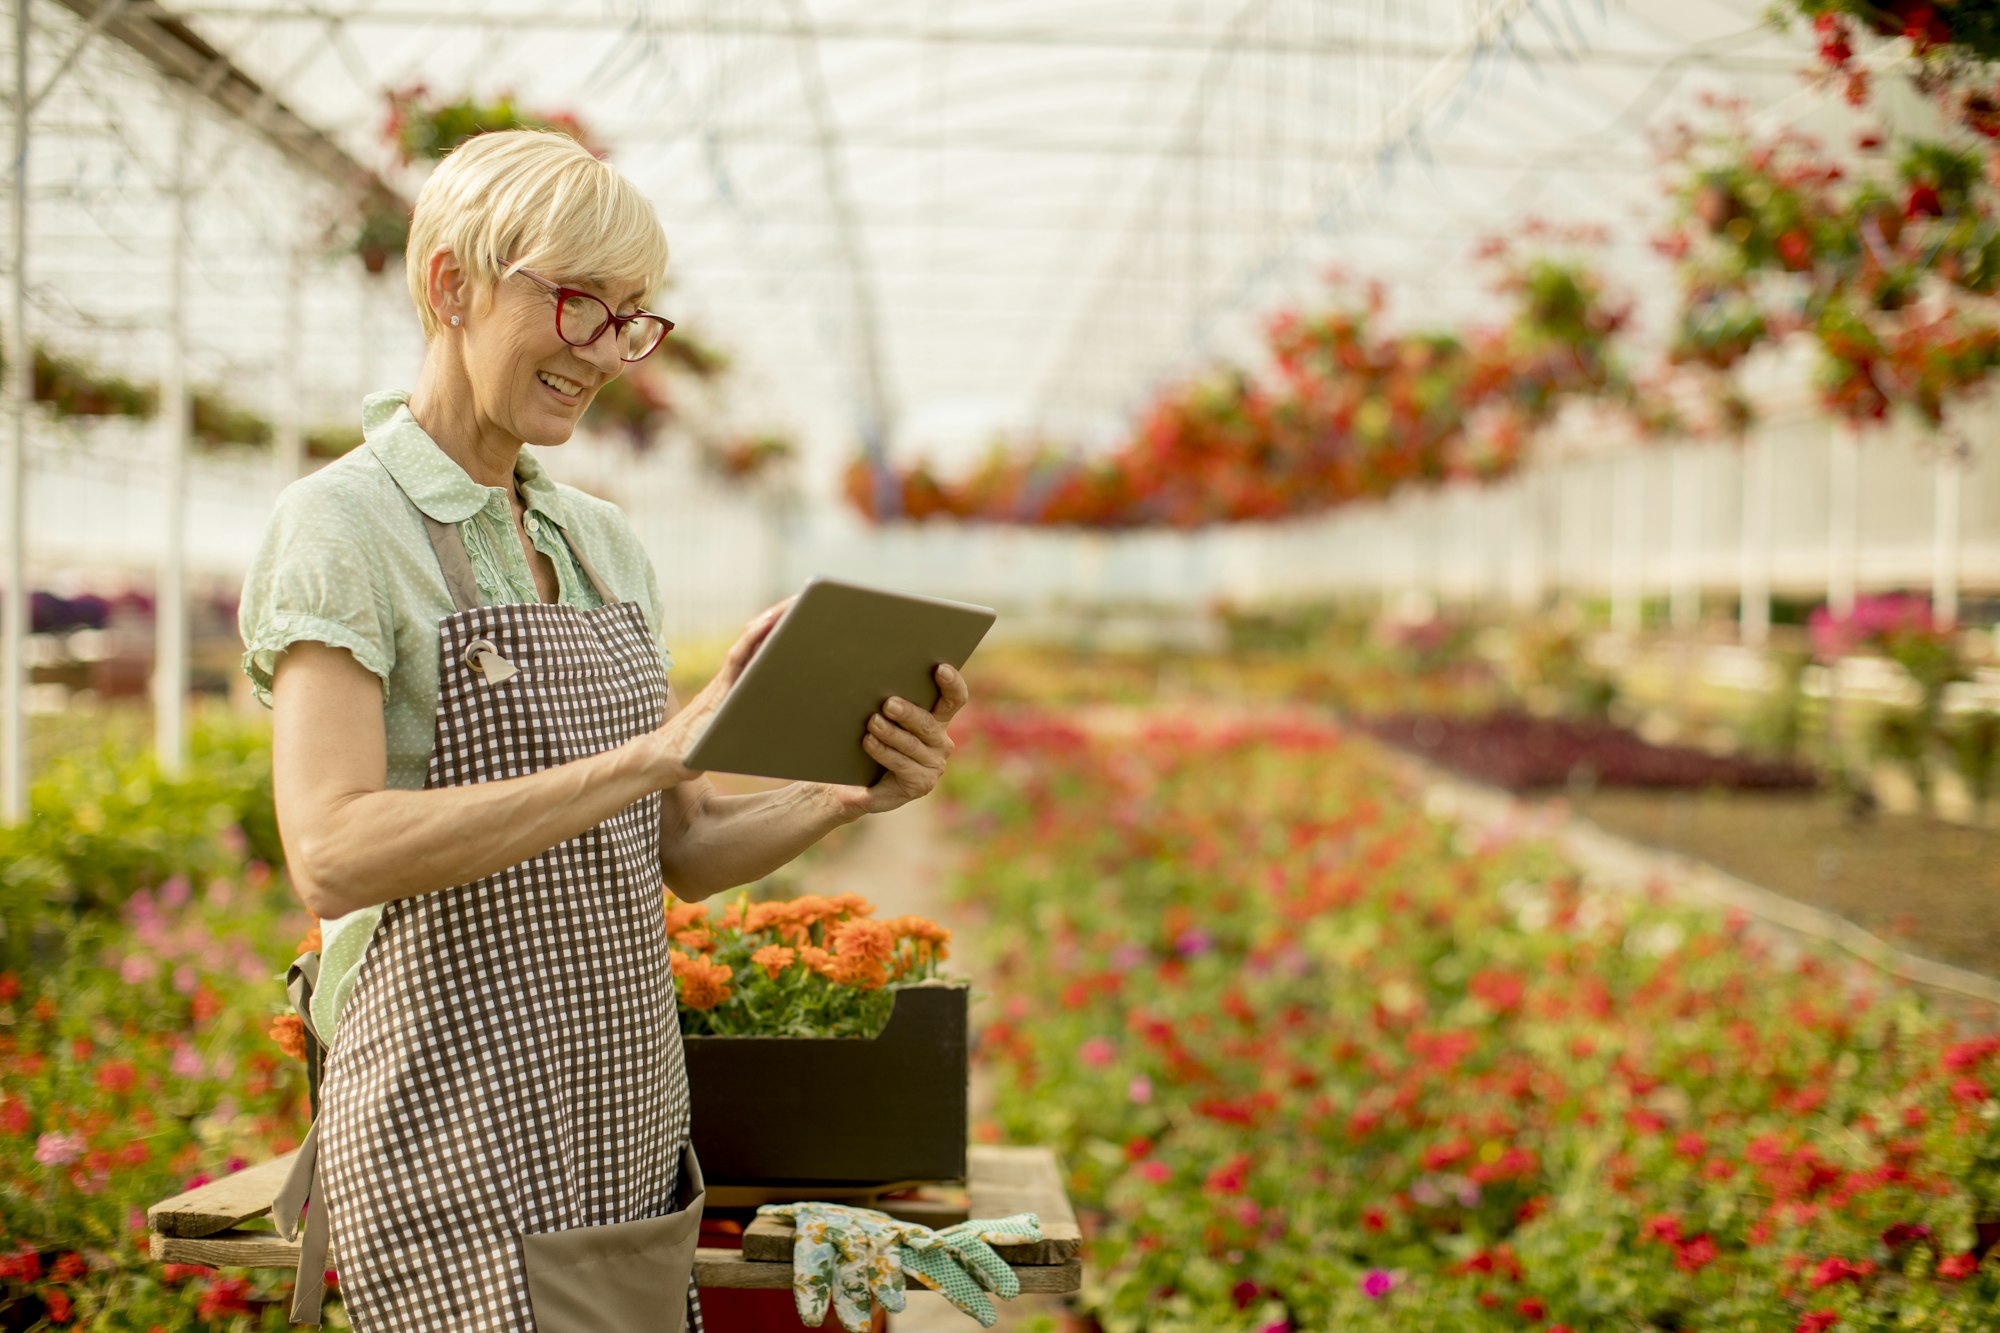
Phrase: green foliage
[
  {"left": 0, "top": 712, "right": 281, "bottom": 975},
  {"left": 0, "top": 716, "right": 315, "bottom": 1328},
  {"left": 1501, "top": 617, "right": 1619, "bottom": 720},
  {"left": 1948, "top": 711, "right": 2000, "bottom": 817},
  {"left": 1744, "top": 647, "right": 1814, "bottom": 759}
]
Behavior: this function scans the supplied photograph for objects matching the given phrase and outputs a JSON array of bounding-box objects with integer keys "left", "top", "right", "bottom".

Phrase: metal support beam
[
  {"left": 1935, "top": 449, "right": 1963, "bottom": 625},
  {"left": 51, "top": 0, "right": 407, "bottom": 208},
  {"left": 1828, "top": 423, "right": 1858, "bottom": 617},
  {"left": 4, "top": 0, "right": 30, "bottom": 822},
  {"left": 155, "top": 89, "right": 190, "bottom": 775},
  {"left": 777, "top": 0, "right": 895, "bottom": 498},
  {"left": 167, "top": 4, "right": 1808, "bottom": 74},
  {"left": 28, "top": 0, "right": 131, "bottom": 116},
  {"left": 1740, "top": 434, "right": 1772, "bottom": 649}
]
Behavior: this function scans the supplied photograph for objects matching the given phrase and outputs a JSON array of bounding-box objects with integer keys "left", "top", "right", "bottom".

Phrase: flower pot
[{"left": 682, "top": 980, "right": 968, "bottom": 1190}]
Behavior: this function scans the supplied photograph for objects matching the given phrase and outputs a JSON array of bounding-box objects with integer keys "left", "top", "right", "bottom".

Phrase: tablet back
[{"left": 681, "top": 578, "right": 996, "bottom": 786}]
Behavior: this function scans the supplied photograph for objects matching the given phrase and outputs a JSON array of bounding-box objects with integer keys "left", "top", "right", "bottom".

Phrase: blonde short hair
[{"left": 403, "top": 129, "right": 670, "bottom": 339}]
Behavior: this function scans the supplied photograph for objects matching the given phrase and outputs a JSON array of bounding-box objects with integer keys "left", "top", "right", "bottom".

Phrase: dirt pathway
[{"left": 809, "top": 797, "right": 1070, "bottom": 1333}]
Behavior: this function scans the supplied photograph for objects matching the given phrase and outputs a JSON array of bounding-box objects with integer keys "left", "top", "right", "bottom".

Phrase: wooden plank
[
  {"left": 148, "top": 1151, "right": 297, "bottom": 1239},
  {"left": 968, "top": 1144, "right": 1082, "bottom": 1255},
  {"left": 742, "top": 1146, "right": 1080, "bottom": 1266},
  {"left": 149, "top": 1232, "right": 1080, "bottom": 1294}
]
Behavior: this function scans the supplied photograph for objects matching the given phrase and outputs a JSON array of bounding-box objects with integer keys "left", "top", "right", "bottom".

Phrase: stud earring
[{"left": 449, "top": 315, "right": 462, "bottom": 327}]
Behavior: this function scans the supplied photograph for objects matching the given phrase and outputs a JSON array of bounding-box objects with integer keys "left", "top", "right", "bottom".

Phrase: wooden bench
[{"left": 149, "top": 1143, "right": 1083, "bottom": 1297}]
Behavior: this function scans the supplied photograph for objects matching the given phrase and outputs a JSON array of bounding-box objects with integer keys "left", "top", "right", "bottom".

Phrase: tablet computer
[{"left": 681, "top": 577, "right": 997, "bottom": 786}]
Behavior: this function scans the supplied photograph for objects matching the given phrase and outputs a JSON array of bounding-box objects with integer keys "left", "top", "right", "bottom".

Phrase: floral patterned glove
[
  {"left": 898, "top": 1213, "right": 1041, "bottom": 1327},
  {"left": 755, "top": 1200, "right": 935, "bottom": 1332}
]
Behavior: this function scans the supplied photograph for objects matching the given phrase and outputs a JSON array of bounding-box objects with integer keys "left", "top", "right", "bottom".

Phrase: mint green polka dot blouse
[{"left": 238, "top": 389, "right": 675, "bottom": 1043}]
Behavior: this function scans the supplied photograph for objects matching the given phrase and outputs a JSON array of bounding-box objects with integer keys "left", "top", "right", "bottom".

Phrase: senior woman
[{"left": 238, "top": 129, "right": 968, "bottom": 1333}]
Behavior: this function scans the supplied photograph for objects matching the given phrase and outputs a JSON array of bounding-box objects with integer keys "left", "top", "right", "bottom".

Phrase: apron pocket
[{"left": 520, "top": 1144, "right": 705, "bottom": 1333}]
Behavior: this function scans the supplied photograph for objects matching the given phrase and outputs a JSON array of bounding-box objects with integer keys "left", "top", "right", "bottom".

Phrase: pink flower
[
  {"left": 1361, "top": 1268, "right": 1396, "bottom": 1299},
  {"left": 1127, "top": 1075, "right": 1153, "bottom": 1104},
  {"left": 170, "top": 1045, "right": 204, "bottom": 1079},
  {"left": 1795, "top": 1314, "right": 1837, "bottom": 1333},
  {"left": 33, "top": 1132, "right": 84, "bottom": 1167},
  {"left": 1079, "top": 1037, "right": 1117, "bottom": 1069},
  {"left": 1135, "top": 1160, "right": 1171, "bottom": 1185}
]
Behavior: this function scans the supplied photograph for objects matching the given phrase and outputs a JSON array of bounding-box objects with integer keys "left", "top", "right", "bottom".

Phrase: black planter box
[{"left": 682, "top": 980, "right": 969, "bottom": 1189}]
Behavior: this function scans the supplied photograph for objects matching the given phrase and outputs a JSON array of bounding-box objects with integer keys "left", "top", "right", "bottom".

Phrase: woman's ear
[{"left": 426, "top": 248, "right": 466, "bottom": 328}]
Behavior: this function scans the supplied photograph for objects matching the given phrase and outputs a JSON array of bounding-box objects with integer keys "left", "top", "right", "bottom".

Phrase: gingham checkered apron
[{"left": 312, "top": 514, "right": 703, "bottom": 1332}]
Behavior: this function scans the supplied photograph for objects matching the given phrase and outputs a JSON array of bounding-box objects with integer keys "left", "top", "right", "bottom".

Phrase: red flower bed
[
  {"left": 1359, "top": 710, "right": 1819, "bottom": 792},
  {"left": 942, "top": 708, "right": 1986, "bottom": 1329}
]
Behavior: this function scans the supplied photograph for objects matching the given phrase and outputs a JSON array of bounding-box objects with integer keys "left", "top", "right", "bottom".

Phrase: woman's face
[{"left": 461, "top": 266, "right": 639, "bottom": 448}]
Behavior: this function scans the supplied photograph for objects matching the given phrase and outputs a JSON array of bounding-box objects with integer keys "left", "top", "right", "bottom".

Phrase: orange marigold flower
[
  {"left": 664, "top": 900, "right": 707, "bottom": 935},
  {"left": 799, "top": 945, "right": 839, "bottom": 979},
  {"left": 752, "top": 944, "right": 798, "bottom": 980},
  {"left": 676, "top": 929, "right": 714, "bottom": 953},
  {"left": 268, "top": 1014, "right": 307, "bottom": 1062},
  {"left": 829, "top": 919, "right": 896, "bottom": 964},
  {"left": 670, "top": 950, "right": 735, "bottom": 1011},
  {"left": 886, "top": 915, "right": 951, "bottom": 946},
  {"left": 296, "top": 922, "right": 322, "bottom": 956},
  {"left": 828, "top": 893, "right": 877, "bottom": 918},
  {"left": 829, "top": 951, "right": 889, "bottom": 991},
  {"left": 745, "top": 901, "right": 791, "bottom": 934}
]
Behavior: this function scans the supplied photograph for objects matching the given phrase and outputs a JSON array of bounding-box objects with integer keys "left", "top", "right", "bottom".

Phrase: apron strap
[
  {"left": 422, "top": 514, "right": 619, "bottom": 612},
  {"left": 277, "top": 952, "right": 332, "bottom": 1324},
  {"left": 560, "top": 528, "right": 620, "bottom": 608},
  {"left": 286, "top": 952, "right": 325, "bottom": 1120},
  {"left": 422, "top": 516, "right": 484, "bottom": 615}
]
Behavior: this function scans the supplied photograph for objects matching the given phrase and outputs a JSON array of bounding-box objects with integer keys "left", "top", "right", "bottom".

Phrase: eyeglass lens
[{"left": 554, "top": 292, "right": 667, "bottom": 361}]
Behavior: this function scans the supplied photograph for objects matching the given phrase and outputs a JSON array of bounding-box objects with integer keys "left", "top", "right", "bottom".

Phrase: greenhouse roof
[{"left": 19, "top": 0, "right": 1884, "bottom": 480}]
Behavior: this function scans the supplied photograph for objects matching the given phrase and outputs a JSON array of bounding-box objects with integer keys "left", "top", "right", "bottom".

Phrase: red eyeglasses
[{"left": 506, "top": 265, "right": 675, "bottom": 363}]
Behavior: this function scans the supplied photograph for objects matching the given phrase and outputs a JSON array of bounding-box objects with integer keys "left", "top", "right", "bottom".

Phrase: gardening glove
[
  {"left": 755, "top": 1200, "right": 934, "bottom": 1332},
  {"left": 897, "top": 1213, "right": 1041, "bottom": 1327}
]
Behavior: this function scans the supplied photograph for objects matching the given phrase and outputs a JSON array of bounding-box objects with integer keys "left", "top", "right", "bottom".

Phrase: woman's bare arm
[
  {"left": 656, "top": 664, "right": 969, "bottom": 902},
  {"left": 272, "top": 640, "right": 682, "bottom": 920},
  {"left": 272, "top": 599, "right": 792, "bottom": 920}
]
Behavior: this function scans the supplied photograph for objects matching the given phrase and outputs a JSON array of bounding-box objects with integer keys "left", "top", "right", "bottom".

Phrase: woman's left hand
[{"left": 825, "top": 664, "right": 970, "bottom": 818}]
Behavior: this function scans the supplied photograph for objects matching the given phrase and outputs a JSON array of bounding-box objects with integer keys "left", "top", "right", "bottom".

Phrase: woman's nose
[{"left": 579, "top": 331, "right": 626, "bottom": 378}]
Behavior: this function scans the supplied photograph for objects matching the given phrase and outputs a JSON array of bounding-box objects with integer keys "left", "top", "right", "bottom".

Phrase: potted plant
[
  {"left": 667, "top": 891, "right": 969, "bottom": 1192},
  {"left": 349, "top": 199, "right": 410, "bottom": 277}
]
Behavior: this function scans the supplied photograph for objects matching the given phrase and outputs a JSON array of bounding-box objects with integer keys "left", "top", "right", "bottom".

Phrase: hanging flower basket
[
  {"left": 19, "top": 345, "right": 157, "bottom": 420},
  {"left": 381, "top": 84, "right": 601, "bottom": 165},
  {"left": 705, "top": 432, "right": 795, "bottom": 483}
]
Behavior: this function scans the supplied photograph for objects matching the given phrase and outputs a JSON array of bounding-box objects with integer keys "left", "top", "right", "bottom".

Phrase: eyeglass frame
[{"left": 501, "top": 262, "right": 675, "bottom": 363}]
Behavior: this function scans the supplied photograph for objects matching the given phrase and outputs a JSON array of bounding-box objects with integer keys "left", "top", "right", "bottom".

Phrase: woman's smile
[{"left": 536, "top": 368, "right": 586, "bottom": 405}]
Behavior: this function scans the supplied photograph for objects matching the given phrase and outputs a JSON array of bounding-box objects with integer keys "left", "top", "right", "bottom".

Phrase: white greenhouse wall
[{"left": 24, "top": 397, "right": 2000, "bottom": 650}]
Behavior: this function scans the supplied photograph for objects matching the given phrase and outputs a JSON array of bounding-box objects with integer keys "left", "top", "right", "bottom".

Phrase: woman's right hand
[{"left": 647, "top": 596, "right": 795, "bottom": 785}]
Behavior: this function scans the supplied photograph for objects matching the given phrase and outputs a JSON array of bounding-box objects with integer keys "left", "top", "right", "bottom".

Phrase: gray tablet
[{"left": 681, "top": 577, "right": 997, "bottom": 786}]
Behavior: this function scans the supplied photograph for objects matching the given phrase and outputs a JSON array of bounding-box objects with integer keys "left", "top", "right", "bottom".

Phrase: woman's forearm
[
  {"left": 299, "top": 738, "right": 672, "bottom": 919},
  {"left": 660, "top": 782, "right": 859, "bottom": 903}
]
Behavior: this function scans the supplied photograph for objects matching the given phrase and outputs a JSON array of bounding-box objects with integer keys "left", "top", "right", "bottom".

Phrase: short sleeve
[{"left": 238, "top": 483, "right": 396, "bottom": 707}]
